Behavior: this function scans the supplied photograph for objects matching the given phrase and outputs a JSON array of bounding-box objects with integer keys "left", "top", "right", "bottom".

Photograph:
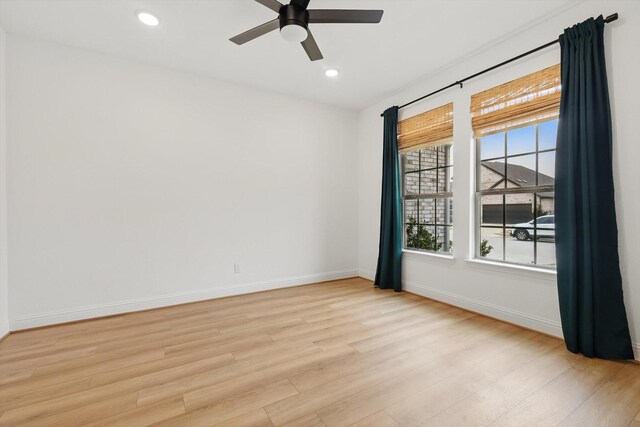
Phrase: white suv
[{"left": 511, "top": 215, "right": 555, "bottom": 241}]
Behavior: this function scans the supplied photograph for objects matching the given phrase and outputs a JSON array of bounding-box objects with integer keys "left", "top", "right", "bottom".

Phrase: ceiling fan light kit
[
  {"left": 280, "top": 26, "right": 308, "bottom": 43},
  {"left": 230, "top": 0, "right": 383, "bottom": 61},
  {"left": 279, "top": 3, "right": 309, "bottom": 42}
]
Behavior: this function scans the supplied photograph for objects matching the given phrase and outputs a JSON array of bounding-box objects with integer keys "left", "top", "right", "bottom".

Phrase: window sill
[
  {"left": 464, "top": 258, "right": 557, "bottom": 281},
  {"left": 403, "top": 249, "right": 455, "bottom": 264}
]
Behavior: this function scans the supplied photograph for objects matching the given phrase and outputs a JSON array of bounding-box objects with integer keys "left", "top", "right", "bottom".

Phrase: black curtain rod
[{"left": 380, "top": 13, "right": 619, "bottom": 117}]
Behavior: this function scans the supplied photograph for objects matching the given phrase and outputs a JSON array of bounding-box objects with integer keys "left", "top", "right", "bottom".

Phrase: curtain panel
[
  {"left": 374, "top": 106, "right": 403, "bottom": 292},
  {"left": 555, "top": 15, "right": 633, "bottom": 359}
]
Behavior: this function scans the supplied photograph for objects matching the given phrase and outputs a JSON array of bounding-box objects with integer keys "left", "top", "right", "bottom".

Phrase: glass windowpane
[
  {"left": 538, "top": 151, "right": 555, "bottom": 184},
  {"left": 405, "top": 172, "right": 419, "bottom": 195},
  {"left": 507, "top": 125, "right": 535, "bottom": 155},
  {"left": 480, "top": 161, "right": 505, "bottom": 190},
  {"left": 404, "top": 151, "right": 420, "bottom": 172},
  {"left": 480, "top": 227, "right": 502, "bottom": 260},
  {"left": 480, "top": 133, "right": 504, "bottom": 160},
  {"left": 506, "top": 154, "right": 536, "bottom": 188},
  {"left": 480, "top": 194, "right": 504, "bottom": 225},
  {"left": 436, "top": 198, "right": 453, "bottom": 225},
  {"left": 538, "top": 119, "right": 558, "bottom": 151},
  {"left": 404, "top": 199, "right": 417, "bottom": 224},
  {"left": 419, "top": 199, "right": 435, "bottom": 225},
  {"left": 419, "top": 146, "right": 439, "bottom": 169},
  {"left": 420, "top": 170, "right": 437, "bottom": 194},
  {"left": 505, "top": 229, "right": 534, "bottom": 265}
]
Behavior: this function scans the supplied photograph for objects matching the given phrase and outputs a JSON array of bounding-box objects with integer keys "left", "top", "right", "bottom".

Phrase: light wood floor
[{"left": 1, "top": 278, "right": 639, "bottom": 427}]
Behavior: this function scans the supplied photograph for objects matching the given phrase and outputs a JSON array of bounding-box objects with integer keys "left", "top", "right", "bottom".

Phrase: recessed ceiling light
[
  {"left": 137, "top": 11, "right": 159, "bottom": 27},
  {"left": 325, "top": 69, "right": 339, "bottom": 78}
]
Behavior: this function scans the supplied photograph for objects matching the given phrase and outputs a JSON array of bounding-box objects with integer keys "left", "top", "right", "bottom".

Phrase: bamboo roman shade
[
  {"left": 397, "top": 103, "right": 453, "bottom": 151},
  {"left": 471, "top": 64, "right": 561, "bottom": 136}
]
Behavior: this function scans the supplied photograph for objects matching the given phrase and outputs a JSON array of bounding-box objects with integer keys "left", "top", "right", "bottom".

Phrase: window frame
[
  {"left": 401, "top": 141, "right": 454, "bottom": 255},
  {"left": 474, "top": 119, "right": 556, "bottom": 270}
]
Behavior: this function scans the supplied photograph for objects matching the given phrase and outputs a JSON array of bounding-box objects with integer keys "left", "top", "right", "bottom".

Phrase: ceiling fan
[{"left": 229, "top": 0, "right": 384, "bottom": 61}]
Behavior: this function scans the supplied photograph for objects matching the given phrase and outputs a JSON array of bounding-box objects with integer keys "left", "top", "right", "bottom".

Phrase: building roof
[{"left": 482, "top": 161, "right": 554, "bottom": 187}]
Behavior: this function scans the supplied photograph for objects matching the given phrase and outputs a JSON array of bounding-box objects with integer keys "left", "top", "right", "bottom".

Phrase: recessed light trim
[
  {"left": 137, "top": 11, "right": 159, "bottom": 27},
  {"left": 325, "top": 69, "right": 339, "bottom": 78}
]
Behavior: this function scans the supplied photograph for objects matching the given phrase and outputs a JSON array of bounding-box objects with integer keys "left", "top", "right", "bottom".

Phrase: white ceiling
[{"left": 0, "top": 0, "right": 577, "bottom": 110}]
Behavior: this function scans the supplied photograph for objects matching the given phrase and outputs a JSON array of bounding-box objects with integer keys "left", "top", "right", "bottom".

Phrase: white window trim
[
  {"left": 464, "top": 258, "right": 557, "bottom": 281},
  {"left": 403, "top": 249, "right": 455, "bottom": 264}
]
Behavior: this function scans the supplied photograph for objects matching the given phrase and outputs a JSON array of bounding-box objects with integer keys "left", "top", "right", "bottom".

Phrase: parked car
[{"left": 511, "top": 215, "right": 555, "bottom": 241}]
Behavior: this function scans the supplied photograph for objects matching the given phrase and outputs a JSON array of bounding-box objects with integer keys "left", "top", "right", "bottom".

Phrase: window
[
  {"left": 399, "top": 104, "right": 453, "bottom": 254},
  {"left": 471, "top": 65, "right": 560, "bottom": 269}
]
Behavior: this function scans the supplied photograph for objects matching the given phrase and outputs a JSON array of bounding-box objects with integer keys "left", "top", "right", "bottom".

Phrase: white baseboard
[
  {"left": 0, "top": 323, "right": 9, "bottom": 342},
  {"left": 361, "top": 268, "right": 563, "bottom": 336},
  {"left": 358, "top": 269, "right": 375, "bottom": 281},
  {"left": 403, "top": 281, "right": 564, "bottom": 338},
  {"left": 405, "top": 282, "right": 640, "bottom": 361},
  {"left": 9, "top": 269, "right": 358, "bottom": 331}
]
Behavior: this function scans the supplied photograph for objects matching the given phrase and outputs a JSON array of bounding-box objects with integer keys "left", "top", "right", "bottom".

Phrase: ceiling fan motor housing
[
  {"left": 279, "top": 4, "right": 309, "bottom": 32},
  {"left": 229, "top": 1, "right": 384, "bottom": 61}
]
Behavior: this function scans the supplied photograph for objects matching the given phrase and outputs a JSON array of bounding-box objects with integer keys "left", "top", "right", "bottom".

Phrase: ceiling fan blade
[
  {"left": 308, "top": 9, "right": 384, "bottom": 24},
  {"left": 290, "top": 0, "right": 310, "bottom": 9},
  {"left": 255, "top": 0, "right": 283, "bottom": 13},
  {"left": 301, "top": 30, "right": 323, "bottom": 61},
  {"left": 229, "top": 19, "right": 280, "bottom": 45}
]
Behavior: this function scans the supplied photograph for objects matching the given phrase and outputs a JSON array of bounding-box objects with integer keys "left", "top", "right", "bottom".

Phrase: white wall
[
  {"left": 358, "top": 1, "right": 640, "bottom": 359},
  {"left": 6, "top": 36, "right": 358, "bottom": 329},
  {"left": 0, "top": 25, "right": 9, "bottom": 338}
]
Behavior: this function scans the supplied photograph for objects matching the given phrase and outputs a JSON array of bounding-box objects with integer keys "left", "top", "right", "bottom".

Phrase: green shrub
[
  {"left": 406, "top": 217, "right": 442, "bottom": 251},
  {"left": 480, "top": 239, "right": 493, "bottom": 257},
  {"left": 532, "top": 203, "right": 550, "bottom": 219},
  {"left": 406, "top": 216, "right": 493, "bottom": 256}
]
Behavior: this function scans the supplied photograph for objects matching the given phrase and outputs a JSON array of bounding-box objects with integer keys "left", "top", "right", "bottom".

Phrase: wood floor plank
[
  {"left": 0, "top": 344, "right": 97, "bottom": 373},
  {"left": 267, "top": 318, "right": 516, "bottom": 426},
  {"left": 315, "top": 321, "right": 541, "bottom": 427},
  {"left": 178, "top": 346, "right": 356, "bottom": 412},
  {"left": 0, "top": 392, "right": 138, "bottom": 427},
  {"left": 213, "top": 408, "right": 274, "bottom": 427},
  {"left": 0, "top": 368, "right": 33, "bottom": 386},
  {"left": 557, "top": 364, "right": 640, "bottom": 427},
  {"left": 0, "top": 278, "right": 637, "bottom": 427},
  {"left": 421, "top": 385, "right": 521, "bottom": 427},
  {"left": 85, "top": 397, "right": 185, "bottom": 427},
  {"left": 0, "top": 352, "right": 234, "bottom": 417},
  {"left": 489, "top": 362, "right": 623, "bottom": 427},
  {"left": 280, "top": 412, "right": 327, "bottom": 427},
  {"left": 30, "top": 347, "right": 166, "bottom": 379},
  {"left": 348, "top": 411, "right": 402, "bottom": 427},
  {"left": 157, "top": 379, "right": 298, "bottom": 427},
  {"left": 0, "top": 377, "right": 92, "bottom": 415},
  {"left": 382, "top": 334, "right": 562, "bottom": 427},
  {"left": 90, "top": 346, "right": 235, "bottom": 387},
  {"left": 136, "top": 343, "right": 323, "bottom": 406}
]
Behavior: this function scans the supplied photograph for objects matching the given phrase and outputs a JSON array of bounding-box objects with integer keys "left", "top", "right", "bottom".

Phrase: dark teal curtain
[
  {"left": 555, "top": 16, "right": 633, "bottom": 359},
  {"left": 374, "top": 106, "right": 402, "bottom": 292}
]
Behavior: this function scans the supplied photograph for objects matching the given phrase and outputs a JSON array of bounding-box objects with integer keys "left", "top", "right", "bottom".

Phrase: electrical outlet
[{"left": 234, "top": 263, "right": 240, "bottom": 274}]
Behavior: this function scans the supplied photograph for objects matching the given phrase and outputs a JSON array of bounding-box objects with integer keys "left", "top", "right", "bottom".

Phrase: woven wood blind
[
  {"left": 471, "top": 64, "right": 561, "bottom": 136},
  {"left": 398, "top": 103, "right": 453, "bottom": 151}
]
